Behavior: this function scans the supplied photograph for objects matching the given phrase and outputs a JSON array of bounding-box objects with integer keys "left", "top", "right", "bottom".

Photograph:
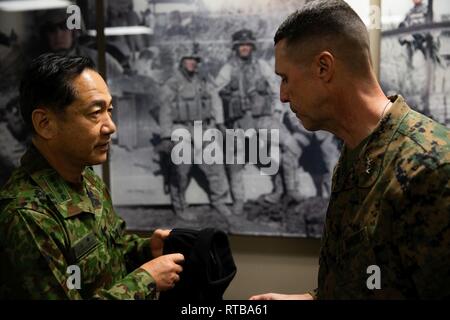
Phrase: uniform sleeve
[
  {"left": 213, "top": 64, "right": 232, "bottom": 125},
  {"left": 120, "top": 222, "right": 153, "bottom": 268},
  {"left": 101, "top": 180, "right": 153, "bottom": 275},
  {"left": 214, "top": 64, "right": 231, "bottom": 91},
  {"left": 0, "top": 209, "right": 79, "bottom": 299},
  {"left": 207, "top": 80, "right": 225, "bottom": 124},
  {"left": 395, "top": 163, "right": 450, "bottom": 299},
  {"left": 0, "top": 209, "right": 157, "bottom": 300}
]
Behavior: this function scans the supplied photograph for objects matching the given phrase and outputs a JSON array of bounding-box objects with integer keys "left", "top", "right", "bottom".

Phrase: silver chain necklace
[{"left": 365, "top": 99, "right": 392, "bottom": 174}]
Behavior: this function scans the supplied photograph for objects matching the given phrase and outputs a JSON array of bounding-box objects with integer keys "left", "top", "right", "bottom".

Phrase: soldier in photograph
[
  {"left": 398, "top": 0, "right": 431, "bottom": 68},
  {"left": 216, "top": 29, "right": 302, "bottom": 215},
  {"left": 159, "top": 46, "right": 231, "bottom": 221},
  {"left": 36, "top": 9, "right": 124, "bottom": 78}
]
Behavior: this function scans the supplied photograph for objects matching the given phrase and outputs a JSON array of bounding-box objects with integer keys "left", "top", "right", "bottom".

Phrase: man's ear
[
  {"left": 31, "top": 108, "right": 57, "bottom": 140},
  {"left": 315, "top": 51, "right": 334, "bottom": 83}
]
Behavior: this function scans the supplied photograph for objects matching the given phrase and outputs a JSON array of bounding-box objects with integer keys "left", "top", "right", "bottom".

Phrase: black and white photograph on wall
[
  {"left": 381, "top": 0, "right": 450, "bottom": 126},
  {"left": 91, "top": 0, "right": 343, "bottom": 237},
  {"left": 1, "top": 0, "right": 384, "bottom": 237}
]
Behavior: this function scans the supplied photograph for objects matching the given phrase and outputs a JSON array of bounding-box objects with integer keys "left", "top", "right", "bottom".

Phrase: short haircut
[
  {"left": 19, "top": 53, "right": 95, "bottom": 133},
  {"left": 274, "top": 0, "right": 371, "bottom": 72}
]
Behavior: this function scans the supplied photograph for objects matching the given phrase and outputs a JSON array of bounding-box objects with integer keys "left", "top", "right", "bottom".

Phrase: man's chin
[
  {"left": 88, "top": 154, "right": 108, "bottom": 166},
  {"left": 297, "top": 116, "right": 319, "bottom": 132}
]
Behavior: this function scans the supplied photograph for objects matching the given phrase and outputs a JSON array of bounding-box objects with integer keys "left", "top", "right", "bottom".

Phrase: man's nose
[{"left": 101, "top": 113, "right": 116, "bottom": 135}]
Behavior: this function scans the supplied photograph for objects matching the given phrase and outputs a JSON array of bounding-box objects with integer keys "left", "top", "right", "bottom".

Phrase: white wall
[{"left": 223, "top": 235, "right": 321, "bottom": 300}]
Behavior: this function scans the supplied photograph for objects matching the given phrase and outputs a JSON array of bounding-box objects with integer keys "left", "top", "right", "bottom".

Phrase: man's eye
[{"left": 91, "top": 110, "right": 101, "bottom": 117}]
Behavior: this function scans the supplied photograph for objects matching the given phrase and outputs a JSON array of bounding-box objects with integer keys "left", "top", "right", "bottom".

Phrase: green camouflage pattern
[
  {"left": 318, "top": 95, "right": 450, "bottom": 299},
  {"left": 0, "top": 146, "right": 157, "bottom": 299}
]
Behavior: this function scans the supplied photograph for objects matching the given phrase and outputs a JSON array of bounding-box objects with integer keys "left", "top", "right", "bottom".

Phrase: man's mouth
[{"left": 96, "top": 141, "right": 110, "bottom": 150}]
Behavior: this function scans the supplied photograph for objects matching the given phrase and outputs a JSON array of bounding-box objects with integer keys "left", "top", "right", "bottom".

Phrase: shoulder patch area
[{"left": 396, "top": 110, "right": 450, "bottom": 168}]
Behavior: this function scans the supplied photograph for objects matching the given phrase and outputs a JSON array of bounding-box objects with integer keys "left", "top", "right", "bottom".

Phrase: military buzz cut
[{"left": 274, "top": 0, "right": 372, "bottom": 73}]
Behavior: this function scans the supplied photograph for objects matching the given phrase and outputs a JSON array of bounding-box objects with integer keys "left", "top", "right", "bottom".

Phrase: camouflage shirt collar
[
  {"left": 21, "top": 145, "right": 103, "bottom": 218},
  {"left": 332, "top": 95, "right": 410, "bottom": 192}
]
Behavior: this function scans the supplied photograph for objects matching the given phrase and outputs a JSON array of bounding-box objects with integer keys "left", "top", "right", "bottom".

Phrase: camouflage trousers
[{"left": 169, "top": 162, "right": 229, "bottom": 213}]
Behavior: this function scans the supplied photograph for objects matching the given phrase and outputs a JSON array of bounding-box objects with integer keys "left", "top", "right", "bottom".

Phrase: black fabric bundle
[{"left": 159, "top": 228, "right": 237, "bottom": 302}]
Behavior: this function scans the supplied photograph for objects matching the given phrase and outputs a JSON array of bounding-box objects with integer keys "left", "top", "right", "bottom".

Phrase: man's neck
[
  {"left": 32, "top": 138, "right": 84, "bottom": 184},
  {"left": 328, "top": 84, "right": 390, "bottom": 150}
]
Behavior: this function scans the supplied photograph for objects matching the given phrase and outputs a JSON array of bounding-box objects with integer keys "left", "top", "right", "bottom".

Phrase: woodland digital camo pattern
[
  {"left": 0, "top": 146, "right": 157, "bottom": 299},
  {"left": 318, "top": 95, "right": 450, "bottom": 299}
]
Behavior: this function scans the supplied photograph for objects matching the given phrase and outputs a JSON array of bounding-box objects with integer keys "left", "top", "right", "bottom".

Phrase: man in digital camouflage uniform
[
  {"left": 0, "top": 54, "right": 184, "bottom": 299},
  {"left": 158, "top": 46, "right": 232, "bottom": 221},
  {"left": 251, "top": 0, "right": 449, "bottom": 300},
  {"left": 216, "top": 29, "right": 302, "bottom": 215}
]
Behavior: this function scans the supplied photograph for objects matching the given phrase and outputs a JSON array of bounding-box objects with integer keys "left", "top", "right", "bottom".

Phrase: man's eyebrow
[{"left": 86, "top": 99, "right": 113, "bottom": 109}]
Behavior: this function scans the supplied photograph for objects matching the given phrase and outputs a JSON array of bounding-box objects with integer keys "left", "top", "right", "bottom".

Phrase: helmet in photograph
[{"left": 232, "top": 29, "right": 256, "bottom": 50}]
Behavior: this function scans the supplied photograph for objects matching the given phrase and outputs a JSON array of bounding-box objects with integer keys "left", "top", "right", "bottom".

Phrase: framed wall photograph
[
  {"left": 100, "top": 0, "right": 347, "bottom": 237},
  {"left": 380, "top": 0, "right": 450, "bottom": 126},
  {"left": 0, "top": 0, "right": 377, "bottom": 238}
]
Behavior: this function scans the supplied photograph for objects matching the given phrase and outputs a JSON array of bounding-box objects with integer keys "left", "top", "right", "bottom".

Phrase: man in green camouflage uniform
[
  {"left": 158, "top": 47, "right": 231, "bottom": 220},
  {"left": 251, "top": 0, "right": 449, "bottom": 300},
  {"left": 0, "top": 53, "right": 184, "bottom": 299},
  {"left": 216, "top": 29, "right": 302, "bottom": 215}
]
